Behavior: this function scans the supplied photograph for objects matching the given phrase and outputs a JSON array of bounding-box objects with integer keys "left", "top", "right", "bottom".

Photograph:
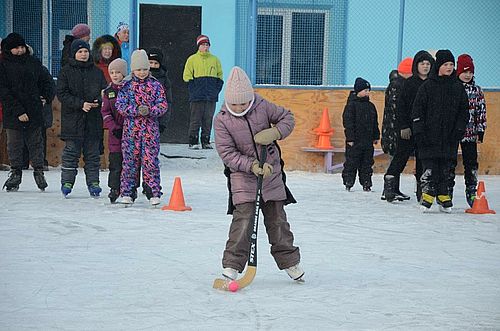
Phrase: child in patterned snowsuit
[
  {"left": 116, "top": 50, "right": 168, "bottom": 206},
  {"left": 453, "top": 54, "right": 487, "bottom": 207},
  {"left": 101, "top": 58, "right": 127, "bottom": 203}
]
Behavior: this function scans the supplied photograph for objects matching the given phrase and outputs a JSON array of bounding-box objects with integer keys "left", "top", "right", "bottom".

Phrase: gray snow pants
[
  {"left": 61, "top": 139, "right": 101, "bottom": 186},
  {"left": 222, "top": 200, "right": 300, "bottom": 272}
]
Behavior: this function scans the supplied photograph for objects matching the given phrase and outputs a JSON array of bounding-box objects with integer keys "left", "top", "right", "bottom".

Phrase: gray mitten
[
  {"left": 138, "top": 105, "right": 149, "bottom": 116},
  {"left": 400, "top": 128, "right": 412, "bottom": 140}
]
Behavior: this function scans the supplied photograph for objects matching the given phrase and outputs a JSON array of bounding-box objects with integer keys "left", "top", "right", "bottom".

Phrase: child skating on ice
[
  {"left": 214, "top": 66, "right": 303, "bottom": 282},
  {"left": 116, "top": 50, "right": 168, "bottom": 206}
]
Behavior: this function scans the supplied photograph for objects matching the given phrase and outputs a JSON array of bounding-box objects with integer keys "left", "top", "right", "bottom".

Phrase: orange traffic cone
[
  {"left": 162, "top": 177, "right": 192, "bottom": 211},
  {"left": 313, "top": 108, "right": 334, "bottom": 149},
  {"left": 465, "top": 181, "right": 496, "bottom": 214}
]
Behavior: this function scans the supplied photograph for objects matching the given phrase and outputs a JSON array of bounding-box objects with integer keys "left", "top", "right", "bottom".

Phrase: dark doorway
[{"left": 139, "top": 4, "right": 201, "bottom": 143}]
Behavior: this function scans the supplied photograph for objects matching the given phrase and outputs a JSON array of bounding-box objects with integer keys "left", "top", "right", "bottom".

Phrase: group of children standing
[{"left": 344, "top": 49, "right": 486, "bottom": 212}]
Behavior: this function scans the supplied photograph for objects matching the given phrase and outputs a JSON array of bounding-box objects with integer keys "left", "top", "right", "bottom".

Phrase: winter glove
[
  {"left": 251, "top": 160, "right": 274, "bottom": 178},
  {"left": 112, "top": 128, "right": 123, "bottom": 139},
  {"left": 400, "top": 128, "right": 412, "bottom": 140},
  {"left": 138, "top": 105, "right": 149, "bottom": 116},
  {"left": 254, "top": 127, "right": 281, "bottom": 145}
]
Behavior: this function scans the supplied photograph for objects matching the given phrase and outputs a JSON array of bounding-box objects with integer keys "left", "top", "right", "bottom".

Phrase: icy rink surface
[{"left": 1, "top": 144, "right": 499, "bottom": 330}]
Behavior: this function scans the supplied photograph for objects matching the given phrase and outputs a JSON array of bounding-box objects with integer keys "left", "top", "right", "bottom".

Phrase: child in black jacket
[
  {"left": 412, "top": 50, "right": 469, "bottom": 212},
  {"left": 342, "top": 77, "right": 380, "bottom": 191}
]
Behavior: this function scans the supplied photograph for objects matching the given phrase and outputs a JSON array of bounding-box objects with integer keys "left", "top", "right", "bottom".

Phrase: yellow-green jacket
[{"left": 183, "top": 51, "right": 223, "bottom": 102}]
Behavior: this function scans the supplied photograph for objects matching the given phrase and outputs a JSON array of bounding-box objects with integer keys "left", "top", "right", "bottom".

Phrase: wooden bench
[{"left": 302, "top": 147, "right": 385, "bottom": 173}]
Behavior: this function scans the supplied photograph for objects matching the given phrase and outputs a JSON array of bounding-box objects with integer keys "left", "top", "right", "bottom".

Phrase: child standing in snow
[
  {"left": 453, "top": 54, "right": 487, "bottom": 207},
  {"left": 411, "top": 50, "right": 469, "bottom": 212},
  {"left": 342, "top": 77, "right": 380, "bottom": 191},
  {"left": 57, "top": 39, "right": 108, "bottom": 197},
  {"left": 214, "top": 66, "right": 303, "bottom": 282},
  {"left": 101, "top": 58, "right": 128, "bottom": 203},
  {"left": 116, "top": 50, "right": 168, "bottom": 206}
]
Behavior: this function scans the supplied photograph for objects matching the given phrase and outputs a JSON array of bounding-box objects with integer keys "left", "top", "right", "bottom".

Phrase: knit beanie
[
  {"left": 70, "top": 39, "right": 90, "bottom": 58},
  {"left": 147, "top": 48, "right": 163, "bottom": 64},
  {"left": 354, "top": 77, "right": 371, "bottom": 94},
  {"left": 116, "top": 22, "right": 129, "bottom": 33},
  {"left": 397, "top": 57, "right": 413, "bottom": 75},
  {"left": 435, "top": 49, "right": 455, "bottom": 71},
  {"left": 1, "top": 32, "right": 26, "bottom": 52},
  {"left": 130, "top": 49, "right": 150, "bottom": 71},
  {"left": 456, "top": 54, "right": 474, "bottom": 76},
  {"left": 71, "top": 23, "right": 91, "bottom": 39},
  {"left": 224, "top": 66, "right": 254, "bottom": 104},
  {"left": 108, "top": 58, "right": 128, "bottom": 77},
  {"left": 196, "top": 34, "right": 210, "bottom": 47}
]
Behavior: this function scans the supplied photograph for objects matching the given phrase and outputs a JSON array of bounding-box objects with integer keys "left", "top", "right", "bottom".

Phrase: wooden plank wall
[
  {"left": 255, "top": 88, "right": 500, "bottom": 175},
  {"left": 1, "top": 90, "right": 499, "bottom": 175}
]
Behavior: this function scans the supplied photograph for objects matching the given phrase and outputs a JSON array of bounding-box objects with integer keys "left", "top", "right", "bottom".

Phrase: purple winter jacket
[
  {"left": 101, "top": 82, "right": 124, "bottom": 153},
  {"left": 214, "top": 93, "right": 295, "bottom": 205}
]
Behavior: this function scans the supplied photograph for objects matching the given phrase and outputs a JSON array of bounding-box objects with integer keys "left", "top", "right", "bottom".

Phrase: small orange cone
[
  {"left": 313, "top": 108, "right": 334, "bottom": 149},
  {"left": 465, "top": 181, "right": 496, "bottom": 214},
  {"left": 162, "top": 177, "right": 192, "bottom": 211}
]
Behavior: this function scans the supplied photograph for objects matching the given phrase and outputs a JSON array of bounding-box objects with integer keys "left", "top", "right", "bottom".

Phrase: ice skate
[
  {"left": 108, "top": 189, "right": 120, "bottom": 204},
  {"left": 33, "top": 169, "right": 48, "bottom": 191},
  {"left": 3, "top": 169, "right": 22, "bottom": 192},
  {"left": 88, "top": 182, "right": 102, "bottom": 198},
  {"left": 61, "top": 182, "right": 73, "bottom": 197},
  {"left": 465, "top": 186, "right": 476, "bottom": 208},
  {"left": 150, "top": 197, "right": 161, "bottom": 206},
  {"left": 420, "top": 192, "right": 435, "bottom": 212},
  {"left": 285, "top": 263, "right": 305, "bottom": 282},
  {"left": 119, "top": 196, "right": 134, "bottom": 206},
  {"left": 222, "top": 267, "right": 238, "bottom": 281},
  {"left": 436, "top": 195, "right": 452, "bottom": 213}
]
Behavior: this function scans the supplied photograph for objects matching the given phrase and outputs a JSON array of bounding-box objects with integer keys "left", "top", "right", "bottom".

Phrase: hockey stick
[
  {"left": 213, "top": 145, "right": 267, "bottom": 291},
  {"left": 160, "top": 152, "right": 206, "bottom": 160}
]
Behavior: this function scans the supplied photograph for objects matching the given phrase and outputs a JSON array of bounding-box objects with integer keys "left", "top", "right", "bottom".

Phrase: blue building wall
[{"left": 343, "top": 0, "right": 499, "bottom": 87}]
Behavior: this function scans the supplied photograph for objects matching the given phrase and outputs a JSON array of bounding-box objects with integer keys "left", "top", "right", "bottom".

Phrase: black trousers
[
  {"left": 385, "top": 136, "right": 422, "bottom": 181},
  {"left": 108, "top": 152, "right": 123, "bottom": 190},
  {"left": 342, "top": 144, "right": 374, "bottom": 187},
  {"left": 420, "top": 158, "right": 454, "bottom": 197},
  {"left": 188, "top": 101, "right": 216, "bottom": 144},
  {"left": 450, "top": 141, "right": 478, "bottom": 193},
  {"left": 6, "top": 127, "right": 44, "bottom": 170}
]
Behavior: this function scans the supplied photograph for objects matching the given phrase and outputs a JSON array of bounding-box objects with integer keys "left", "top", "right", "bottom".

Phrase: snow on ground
[{"left": 1, "top": 144, "right": 499, "bottom": 330}]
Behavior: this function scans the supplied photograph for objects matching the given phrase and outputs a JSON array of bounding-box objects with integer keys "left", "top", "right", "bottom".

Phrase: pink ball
[{"left": 228, "top": 280, "right": 239, "bottom": 292}]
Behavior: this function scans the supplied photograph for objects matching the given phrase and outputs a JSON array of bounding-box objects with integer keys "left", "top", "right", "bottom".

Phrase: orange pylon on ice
[
  {"left": 313, "top": 108, "right": 334, "bottom": 149},
  {"left": 465, "top": 181, "right": 496, "bottom": 214},
  {"left": 162, "top": 177, "right": 192, "bottom": 211}
]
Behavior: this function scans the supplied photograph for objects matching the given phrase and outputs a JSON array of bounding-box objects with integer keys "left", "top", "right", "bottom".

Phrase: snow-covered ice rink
[{"left": 1, "top": 144, "right": 499, "bottom": 330}]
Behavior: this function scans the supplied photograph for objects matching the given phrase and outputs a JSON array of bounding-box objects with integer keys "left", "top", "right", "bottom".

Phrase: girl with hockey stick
[{"left": 214, "top": 66, "right": 303, "bottom": 283}]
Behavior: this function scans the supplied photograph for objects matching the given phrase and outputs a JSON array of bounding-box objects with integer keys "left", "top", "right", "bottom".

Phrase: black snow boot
[
  {"left": 201, "top": 136, "right": 213, "bottom": 149},
  {"left": 383, "top": 175, "right": 396, "bottom": 202},
  {"left": 3, "top": 168, "right": 22, "bottom": 191},
  {"left": 465, "top": 185, "right": 477, "bottom": 208},
  {"left": 188, "top": 135, "right": 200, "bottom": 149},
  {"left": 394, "top": 175, "right": 410, "bottom": 200},
  {"left": 108, "top": 189, "right": 120, "bottom": 204},
  {"left": 33, "top": 168, "right": 48, "bottom": 191}
]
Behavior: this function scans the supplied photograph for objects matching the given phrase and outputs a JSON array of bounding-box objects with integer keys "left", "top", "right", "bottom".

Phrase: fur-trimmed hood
[{"left": 92, "top": 34, "right": 121, "bottom": 65}]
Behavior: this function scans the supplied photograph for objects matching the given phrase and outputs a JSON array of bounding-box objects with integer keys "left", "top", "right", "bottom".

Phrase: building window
[{"left": 256, "top": 8, "right": 329, "bottom": 85}]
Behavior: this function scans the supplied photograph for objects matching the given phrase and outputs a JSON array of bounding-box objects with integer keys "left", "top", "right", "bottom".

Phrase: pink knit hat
[
  {"left": 71, "top": 23, "right": 91, "bottom": 39},
  {"left": 224, "top": 66, "right": 254, "bottom": 104},
  {"left": 108, "top": 58, "right": 128, "bottom": 77}
]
